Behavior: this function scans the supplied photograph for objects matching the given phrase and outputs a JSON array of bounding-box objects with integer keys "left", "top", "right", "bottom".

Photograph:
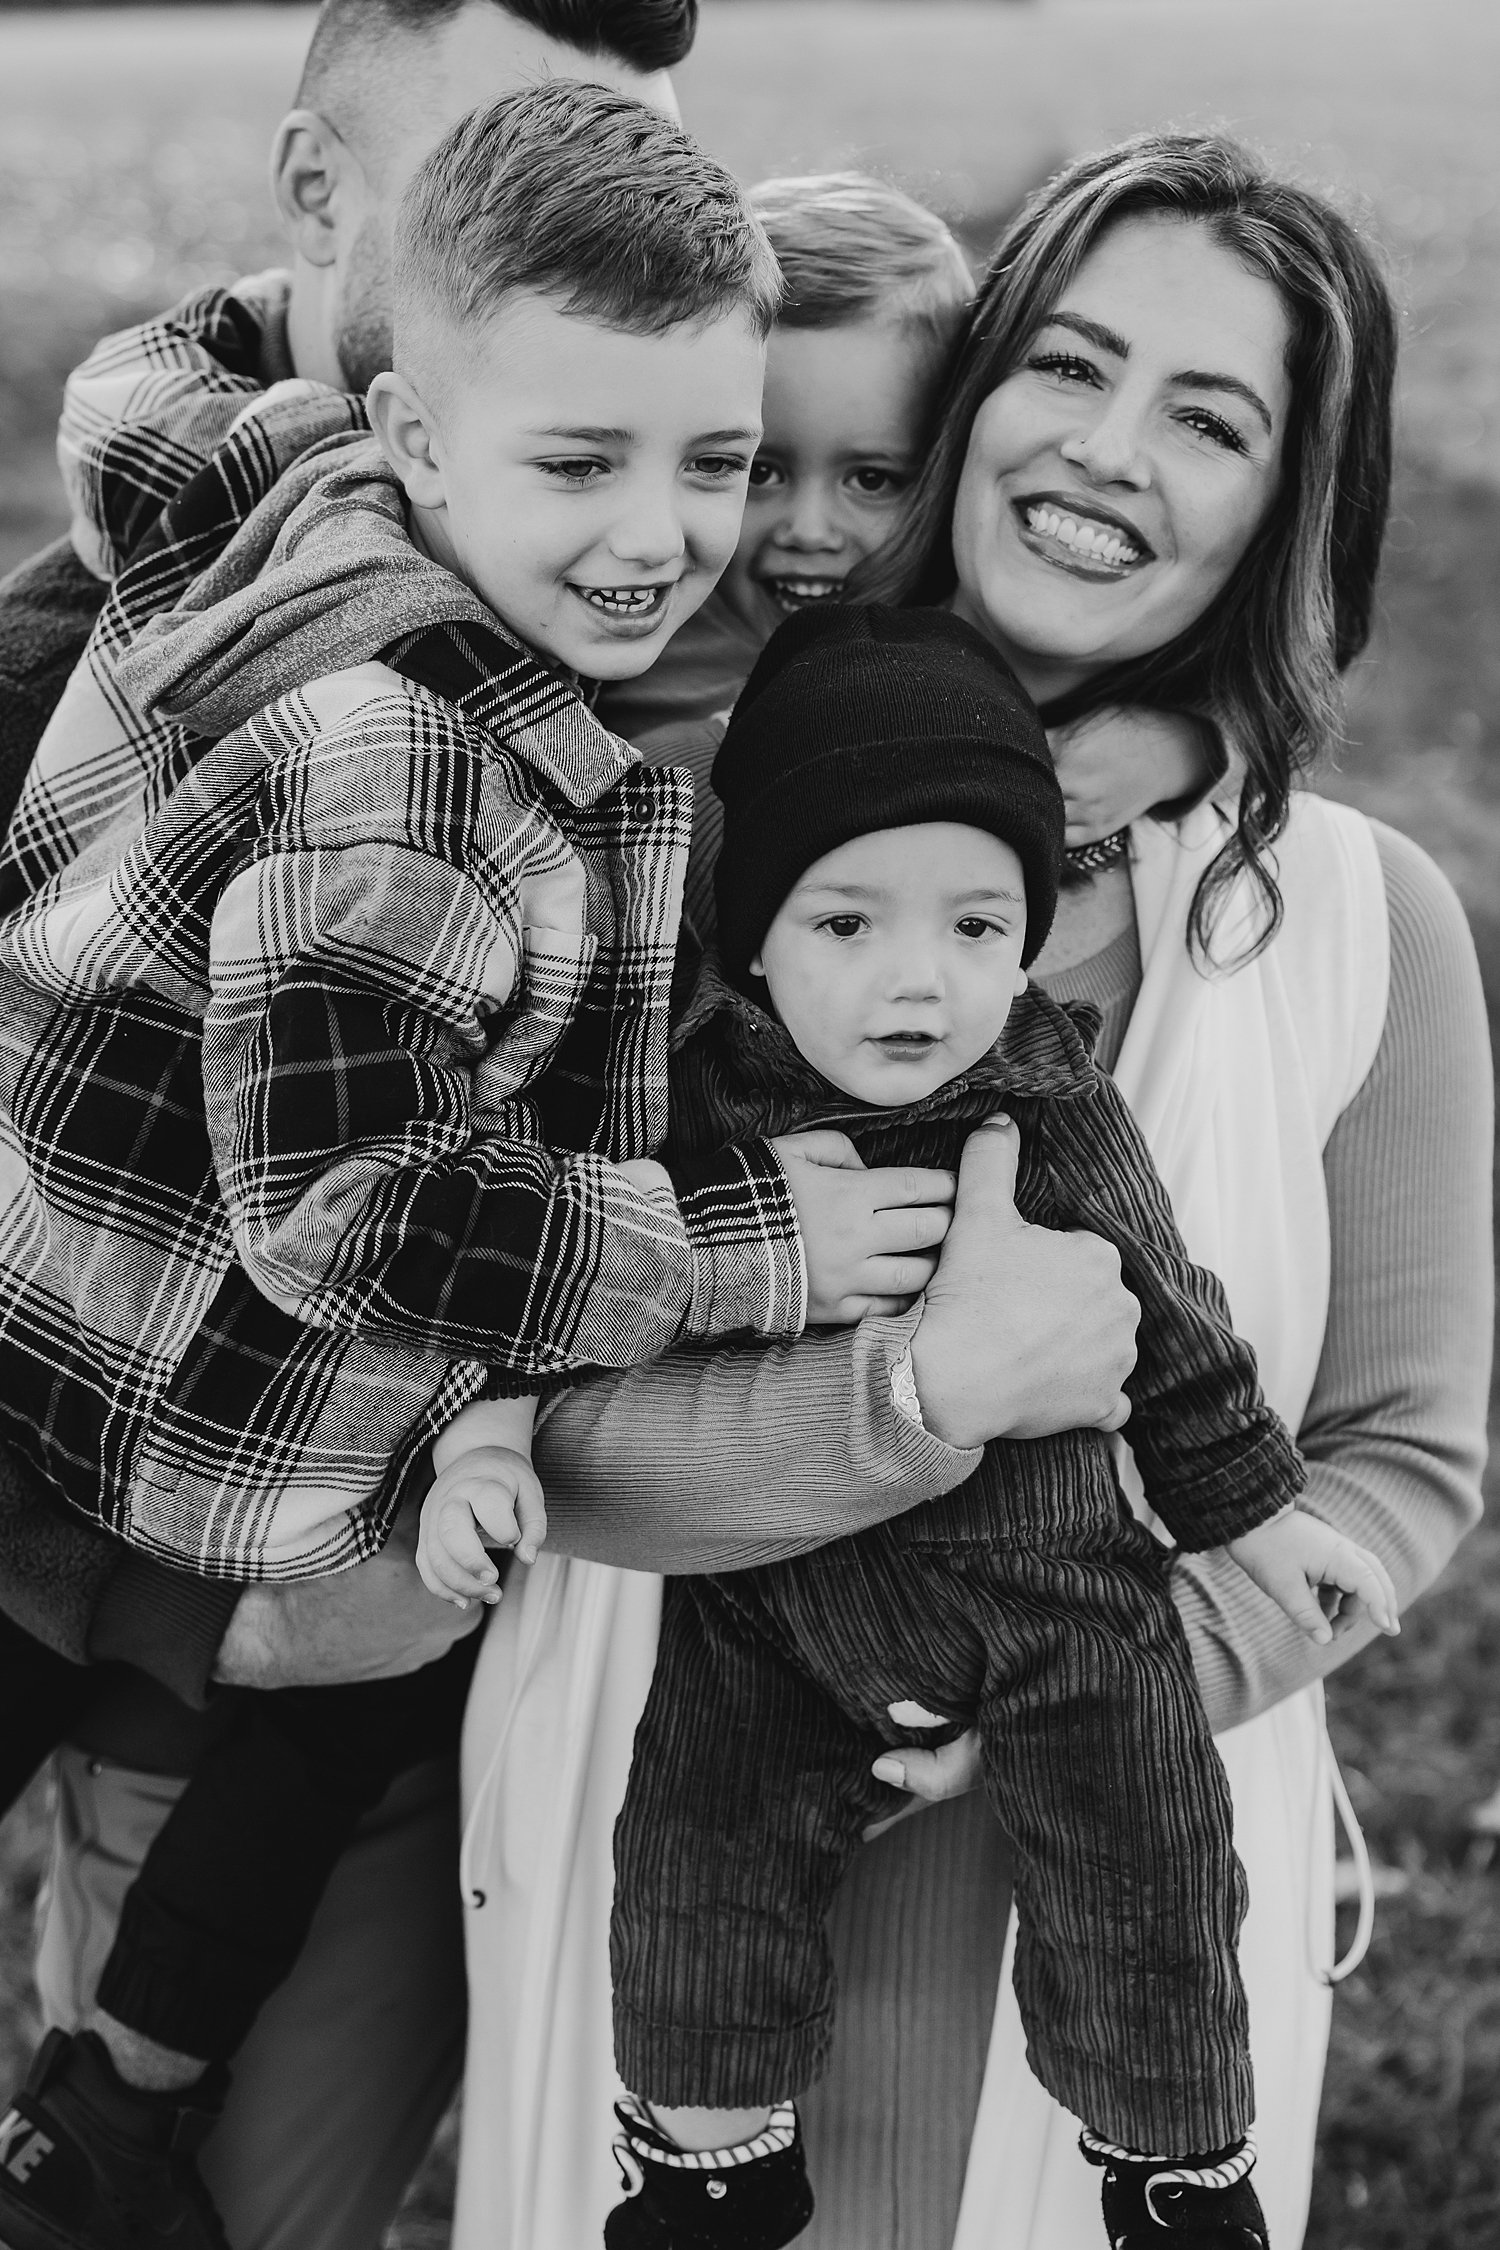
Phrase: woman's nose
[{"left": 1058, "top": 401, "right": 1151, "bottom": 490}]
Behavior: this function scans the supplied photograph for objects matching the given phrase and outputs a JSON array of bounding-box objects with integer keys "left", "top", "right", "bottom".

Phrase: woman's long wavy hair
[{"left": 860, "top": 133, "right": 1398, "bottom": 961}]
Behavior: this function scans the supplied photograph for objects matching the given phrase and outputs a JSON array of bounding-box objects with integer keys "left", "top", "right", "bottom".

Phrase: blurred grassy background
[{"left": 0, "top": 4, "right": 1496, "bottom": 2244}]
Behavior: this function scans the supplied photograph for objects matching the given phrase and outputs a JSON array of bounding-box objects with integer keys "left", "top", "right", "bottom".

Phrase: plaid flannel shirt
[
  {"left": 0, "top": 326, "right": 803, "bottom": 1580},
  {"left": 58, "top": 273, "right": 298, "bottom": 582}
]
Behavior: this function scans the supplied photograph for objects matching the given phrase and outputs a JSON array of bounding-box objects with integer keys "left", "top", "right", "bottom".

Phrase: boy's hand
[
  {"left": 1050, "top": 707, "right": 1216, "bottom": 846},
  {"left": 1227, "top": 1510, "right": 1400, "bottom": 1647},
  {"left": 770, "top": 1130, "right": 954, "bottom": 1324},
  {"left": 417, "top": 1444, "right": 548, "bottom": 1608}
]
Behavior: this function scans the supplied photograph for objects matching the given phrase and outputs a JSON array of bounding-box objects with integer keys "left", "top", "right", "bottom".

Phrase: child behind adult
[
  {"left": 0, "top": 88, "right": 951, "bottom": 2250},
  {"left": 589, "top": 606, "right": 1399, "bottom": 2250}
]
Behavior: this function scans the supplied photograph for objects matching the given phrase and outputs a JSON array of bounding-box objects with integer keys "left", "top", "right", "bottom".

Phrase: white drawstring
[{"left": 1319, "top": 1729, "right": 1375, "bottom": 1986}]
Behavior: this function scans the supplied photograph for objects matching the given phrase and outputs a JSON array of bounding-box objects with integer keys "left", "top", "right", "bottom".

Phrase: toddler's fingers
[
  {"left": 1321, "top": 1544, "right": 1400, "bottom": 1638},
  {"left": 469, "top": 1481, "right": 523, "bottom": 1555},
  {"left": 431, "top": 1498, "right": 502, "bottom": 1599},
  {"left": 1265, "top": 1561, "right": 1336, "bottom": 1646},
  {"left": 511, "top": 1459, "right": 549, "bottom": 1567}
]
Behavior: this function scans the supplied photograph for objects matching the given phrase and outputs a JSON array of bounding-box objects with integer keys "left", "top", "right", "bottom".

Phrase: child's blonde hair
[{"left": 750, "top": 172, "right": 973, "bottom": 353}]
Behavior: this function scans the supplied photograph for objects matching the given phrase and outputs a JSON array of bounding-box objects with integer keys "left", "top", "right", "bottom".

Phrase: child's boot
[
  {"left": 1080, "top": 2130, "right": 1270, "bottom": 2248},
  {"left": 604, "top": 2097, "right": 814, "bottom": 2248},
  {"left": 0, "top": 2029, "right": 232, "bottom": 2250}
]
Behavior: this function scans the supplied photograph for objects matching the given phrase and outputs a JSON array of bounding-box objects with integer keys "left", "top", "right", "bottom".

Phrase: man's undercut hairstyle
[
  {"left": 298, "top": 0, "right": 697, "bottom": 109},
  {"left": 750, "top": 173, "right": 973, "bottom": 352},
  {"left": 393, "top": 82, "right": 781, "bottom": 369}
]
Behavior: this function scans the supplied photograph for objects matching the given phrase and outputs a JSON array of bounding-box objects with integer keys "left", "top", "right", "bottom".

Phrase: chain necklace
[{"left": 1063, "top": 826, "right": 1131, "bottom": 877}]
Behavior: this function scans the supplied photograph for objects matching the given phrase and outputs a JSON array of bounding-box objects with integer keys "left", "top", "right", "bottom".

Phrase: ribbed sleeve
[{"left": 1175, "top": 822, "right": 1492, "bottom": 1731}]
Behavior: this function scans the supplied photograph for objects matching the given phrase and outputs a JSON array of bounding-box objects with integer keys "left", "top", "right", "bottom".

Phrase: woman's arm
[
  {"left": 1175, "top": 822, "right": 1492, "bottom": 1733},
  {"left": 535, "top": 1126, "right": 1140, "bottom": 1569}
]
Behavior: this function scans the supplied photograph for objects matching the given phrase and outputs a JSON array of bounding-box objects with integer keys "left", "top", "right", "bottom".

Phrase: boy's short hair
[
  {"left": 393, "top": 82, "right": 781, "bottom": 368},
  {"left": 750, "top": 172, "right": 973, "bottom": 349},
  {"left": 299, "top": 0, "right": 698, "bottom": 99}
]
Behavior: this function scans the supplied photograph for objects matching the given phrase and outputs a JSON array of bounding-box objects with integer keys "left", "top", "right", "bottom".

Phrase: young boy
[
  {"left": 0, "top": 84, "right": 890, "bottom": 2250},
  {"left": 575, "top": 606, "right": 1398, "bottom": 2250}
]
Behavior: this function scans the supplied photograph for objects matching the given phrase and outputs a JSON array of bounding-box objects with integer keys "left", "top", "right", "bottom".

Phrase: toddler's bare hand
[
  {"left": 1227, "top": 1510, "right": 1399, "bottom": 1647},
  {"left": 417, "top": 1445, "right": 548, "bottom": 1608}
]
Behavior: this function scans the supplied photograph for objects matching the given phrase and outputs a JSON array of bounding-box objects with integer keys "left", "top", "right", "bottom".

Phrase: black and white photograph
[{"left": 0, "top": 3, "right": 1495, "bottom": 2246}]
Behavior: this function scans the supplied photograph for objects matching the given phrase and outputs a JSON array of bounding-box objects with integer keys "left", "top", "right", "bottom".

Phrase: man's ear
[
  {"left": 270, "top": 109, "right": 362, "bottom": 269},
  {"left": 367, "top": 372, "right": 447, "bottom": 509}
]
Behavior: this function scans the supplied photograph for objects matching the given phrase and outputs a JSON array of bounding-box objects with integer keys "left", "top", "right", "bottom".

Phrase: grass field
[{"left": 0, "top": 5, "right": 1497, "bottom": 2245}]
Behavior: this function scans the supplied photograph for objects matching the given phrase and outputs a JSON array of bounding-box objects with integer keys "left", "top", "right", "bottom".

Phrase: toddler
[{"left": 593, "top": 605, "right": 1398, "bottom": 2250}]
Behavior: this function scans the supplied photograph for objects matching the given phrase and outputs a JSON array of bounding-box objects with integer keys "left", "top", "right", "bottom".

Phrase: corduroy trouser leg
[{"left": 612, "top": 1515, "right": 1253, "bottom": 2157}]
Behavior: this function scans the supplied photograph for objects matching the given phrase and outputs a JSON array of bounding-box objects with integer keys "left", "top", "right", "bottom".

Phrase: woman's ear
[
  {"left": 270, "top": 109, "right": 361, "bottom": 270},
  {"left": 367, "top": 373, "right": 447, "bottom": 510}
]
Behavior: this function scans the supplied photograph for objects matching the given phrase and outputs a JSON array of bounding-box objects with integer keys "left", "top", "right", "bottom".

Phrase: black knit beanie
[{"left": 713, "top": 605, "right": 1064, "bottom": 986}]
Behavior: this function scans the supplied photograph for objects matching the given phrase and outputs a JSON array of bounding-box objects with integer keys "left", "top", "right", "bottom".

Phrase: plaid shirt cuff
[{"left": 669, "top": 1140, "right": 806, "bottom": 1340}]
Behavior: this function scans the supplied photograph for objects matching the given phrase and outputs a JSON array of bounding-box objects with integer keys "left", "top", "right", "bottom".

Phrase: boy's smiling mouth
[
  {"left": 1014, "top": 494, "right": 1154, "bottom": 580},
  {"left": 568, "top": 581, "right": 674, "bottom": 630}
]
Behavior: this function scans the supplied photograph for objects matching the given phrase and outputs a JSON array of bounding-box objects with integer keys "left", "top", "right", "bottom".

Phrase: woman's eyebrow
[
  {"left": 1043, "top": 312, "right": 1274, "bottom": 436},
  {"left": 1172, "top": 370, "right": 1275, "bottom": 435}
]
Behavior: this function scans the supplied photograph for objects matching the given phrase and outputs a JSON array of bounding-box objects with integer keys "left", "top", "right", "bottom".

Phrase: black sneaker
[
  {"left": 604, "top": 2097, "right": 814, "bottom": 2248},
  {"left": 0, "top": 2030, "right": 232, "bottom": 2250},
  {"left": 1080, "top": 2130, "right": 1270, "bottom": 2247}
]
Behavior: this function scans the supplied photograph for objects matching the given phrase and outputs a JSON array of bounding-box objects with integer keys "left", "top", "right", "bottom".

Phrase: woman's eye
[
  {"left": 1027, "top": 351, "right": 1100, "bottom": 387},
  {"left": 819, "top": 915, "right": 866, "bottom": 939},
  {"left": 1178, "top": 408, "right": 1249, "bottom": 456},
  {"left": 847, "top": 466, "right": 909, "bottom": 498},
  {"left": 747, "top": 458, "right": 785, "bottom": 490}
]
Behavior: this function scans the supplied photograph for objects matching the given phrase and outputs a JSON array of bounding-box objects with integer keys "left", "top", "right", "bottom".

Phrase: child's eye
[
  {"left": 817, "top": 914, "right": 866, "bottom": 939},
  {"left": 1176, "top": 407, "right": 1249, "bottom": 456},
  {"left": 846, "top": 466, "right": 911, "bottom": 499},
  {"left": 747, "top": 458, "right": 786, "bottom": 490},
  {"left": 541, "top": 457, "right": 608, "bottom": 487},
  {"left": 690, "top": 453, "right": 754, "bottom": 483},
  {"left": 955, "top": 915, "right": 1007, "bottom": 940}
]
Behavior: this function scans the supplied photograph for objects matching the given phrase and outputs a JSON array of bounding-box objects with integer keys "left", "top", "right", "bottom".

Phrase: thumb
[
  {"left": 774, "top": 1128, "right": 866, "bottom": 1172},
  {"left": 955, "top": 1114, "right": 1022, "bottom": 1216}
]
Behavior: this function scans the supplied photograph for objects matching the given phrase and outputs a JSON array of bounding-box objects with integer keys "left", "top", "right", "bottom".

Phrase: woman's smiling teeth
[{"left": 1021, "top": 503, "right": 1145, "bottom": 571}]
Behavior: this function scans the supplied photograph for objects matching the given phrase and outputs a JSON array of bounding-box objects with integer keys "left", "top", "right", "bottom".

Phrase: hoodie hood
[{"left": 115, "top": 421, "right": 501, "bottom": 739}]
